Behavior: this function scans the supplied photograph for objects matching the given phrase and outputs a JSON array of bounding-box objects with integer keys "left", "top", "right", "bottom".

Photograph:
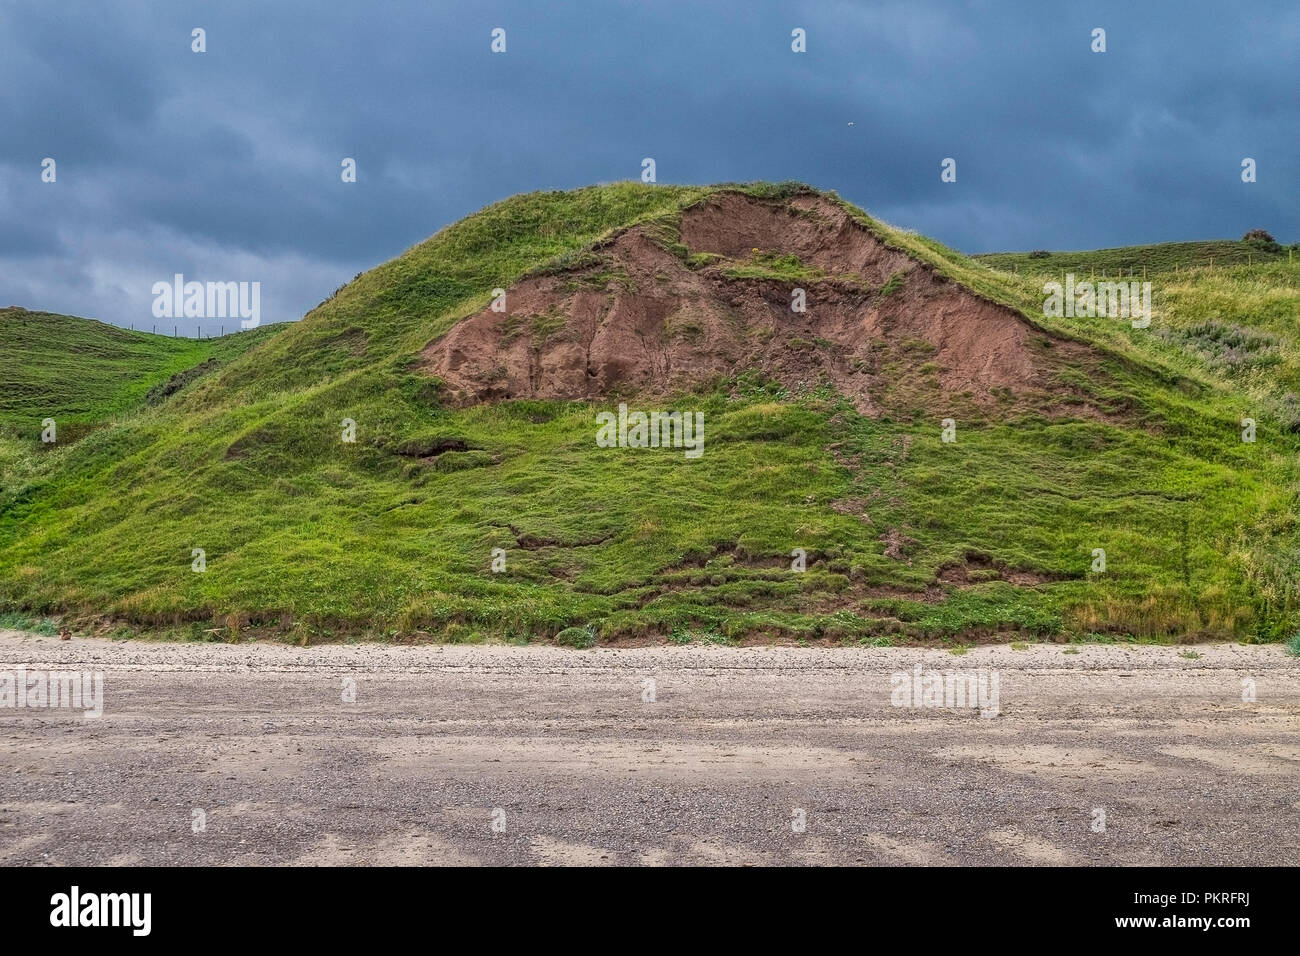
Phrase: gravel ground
[{"left": 0, "top": 631, "right": 1297, "bottom": 866}]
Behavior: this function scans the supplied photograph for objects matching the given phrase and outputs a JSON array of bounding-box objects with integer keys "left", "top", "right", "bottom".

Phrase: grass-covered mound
[{"left": 0, "top": 183, "right": 1295, "bottom": 646}]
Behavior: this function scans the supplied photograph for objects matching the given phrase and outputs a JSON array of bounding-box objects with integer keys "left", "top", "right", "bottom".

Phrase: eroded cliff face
[{"left": 423, "top": 192, "right": 1083, "bottom": 415}]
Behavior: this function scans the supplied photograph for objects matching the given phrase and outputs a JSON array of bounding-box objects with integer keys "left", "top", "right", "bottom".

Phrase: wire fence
[{"left": 127, "top": 324, "right": 250, "bottom": 339}]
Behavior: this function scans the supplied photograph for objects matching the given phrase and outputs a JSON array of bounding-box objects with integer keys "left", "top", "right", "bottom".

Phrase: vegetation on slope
[
  {"left": 0, "top": 183, "right": 1295, "bottom": 645},
  {"left": 0, "top": 308, "right": 274, "bottom": 434},
  {"left": 974, "top": 237, "right": 1295, "bottom": 276},
  {"left": 0, "top": 309, "right": 276, "bottom": 509}
]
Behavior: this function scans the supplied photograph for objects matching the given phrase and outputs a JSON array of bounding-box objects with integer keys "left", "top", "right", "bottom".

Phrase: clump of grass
[
  {"left": 0, "top": 611, "right": 57, "bottom": 635},
  {"left": 723, "top": 250, "right": 825, "bottom": 281},
  {"left": 668, "top": 626, "right": 693, "bottom": 645},
  {"left": 669, "top": 624, "right": 731, "bottom": 646},
  {"left": 554, "top": 626, "right": 596, "bottom": 649},
  {"left": 857, "top": 635, "right": 894, "bottom": 648},
  {"left": 686, "top": 252, "right": 725, "bottom": 270},
  {"left": 530, "top": 307, "right": 568, "bottom": 347},
  {"left": 879, "top": 271, "right": 906, "bottom": 296}
]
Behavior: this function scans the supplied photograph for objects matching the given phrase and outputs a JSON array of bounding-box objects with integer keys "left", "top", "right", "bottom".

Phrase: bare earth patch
[{"left": 422, "top": 193, "right": 1097, "bottom": 416}]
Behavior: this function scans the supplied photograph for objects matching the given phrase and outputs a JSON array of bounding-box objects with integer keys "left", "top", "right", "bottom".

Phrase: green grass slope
[
  {"left": 0, "top": 308, "right": 274, "bottom": 434},
  {"left": 975, "top": 238, "right": 1295, "bottom": 276},
  {"left": 0, "top": 309, "right": 277, "bottom": 508},
  {"left": 0, "top": 183, "right": 1296, "bottom": 646}
]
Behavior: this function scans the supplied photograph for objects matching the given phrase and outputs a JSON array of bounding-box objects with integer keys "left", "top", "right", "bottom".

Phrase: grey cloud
[{"left": 0, "top": 0, "right": 1295, "bottom": 331}]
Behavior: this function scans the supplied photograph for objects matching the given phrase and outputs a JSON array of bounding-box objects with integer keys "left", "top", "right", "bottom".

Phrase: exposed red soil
[{"left": 421, "top": 193, "right": 1086, "bottom": 414}]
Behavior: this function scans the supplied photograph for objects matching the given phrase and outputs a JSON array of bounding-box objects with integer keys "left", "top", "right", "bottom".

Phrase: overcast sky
[{"left": 2, "top": 0, "right": 1296, "bottom": 333}]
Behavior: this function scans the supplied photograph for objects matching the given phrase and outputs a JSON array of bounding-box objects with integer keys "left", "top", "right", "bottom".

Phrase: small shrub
[
  {"left": 1242, "top": 230, "right": 1282, "bottom": 254},
  {"left": 1158, "top": 321, "right": 1280, "bottom": 373}
]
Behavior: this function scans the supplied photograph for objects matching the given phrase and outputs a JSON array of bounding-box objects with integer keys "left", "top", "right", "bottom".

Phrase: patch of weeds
[
  {"left": 1157, "top": 321, "right": 1280, "bottom": 373},
  {"left": 531, "top": 307, "right": 568, "bottom": 347},
  {"left": 723, "top": 251, "right": 824, "bottom": 282},
  {"left": 857, "top": 635, "right": 894, "bottom": 648},
  {"left": 0, "top": 612, "right": 57, "bottom": 635},
  {"left": 686, "top": 252, "right": 725, "bottom": 269},
  {"left": 533, "top": 249, "right": 605, "bottom": 277},
  {"left": 445, "top": 624, "right": 486, "bottom": 645},
  {"left": 500, "top": 313, "right": 526, "bottom": 342},
  {"left": 555, "top": 625, "right": 597, "bottom": 649},
  {"left": 899, "top": 337, "right": 937, "bottom": 356},
  {"left": 573, "top": 268, "right": 636, "bottom": 293},
  {"left": 669, "top": 624, "right": 731, "bottom": 646},
  {"left": 732, "top": 370, "right": 790, "bottom": 401},
  {"left": 668, "top": 625, "right": 692, "bottom": 645},
  {"left": 879, "top": 271, "right": 906, "bottom": 296}
]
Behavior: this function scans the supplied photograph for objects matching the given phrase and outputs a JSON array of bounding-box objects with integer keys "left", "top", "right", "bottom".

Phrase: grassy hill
[
  {"left": 0, "top": 311, "right": 276, "bottom": 529},
  {"left": 0, "top": 309, "right": 275, "bottom": 434},
  {"left": 1, "top": 183, "right": 1296, "bottom": 646},
  {"left": 975, "top": 238, "right": 1296, "bottom": 276}
]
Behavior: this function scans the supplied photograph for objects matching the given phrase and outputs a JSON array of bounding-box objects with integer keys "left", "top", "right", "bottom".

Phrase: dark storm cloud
[{"left": 1, "top": 0, "right": 1295, "bottom": 330}]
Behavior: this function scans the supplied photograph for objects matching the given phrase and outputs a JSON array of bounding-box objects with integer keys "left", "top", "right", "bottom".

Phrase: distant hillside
[
  {"left": 1, "top": 184, "right": 1296, "bottom": 646},
  {"left": 0, "top": 308, "right": 277, "bottom": 436},
  {"left": 970, "top": 250, "right": 1300, "bottom": 419},
  {"left": 975, "top": 238, "right": 1294, "bottom": 276}
]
